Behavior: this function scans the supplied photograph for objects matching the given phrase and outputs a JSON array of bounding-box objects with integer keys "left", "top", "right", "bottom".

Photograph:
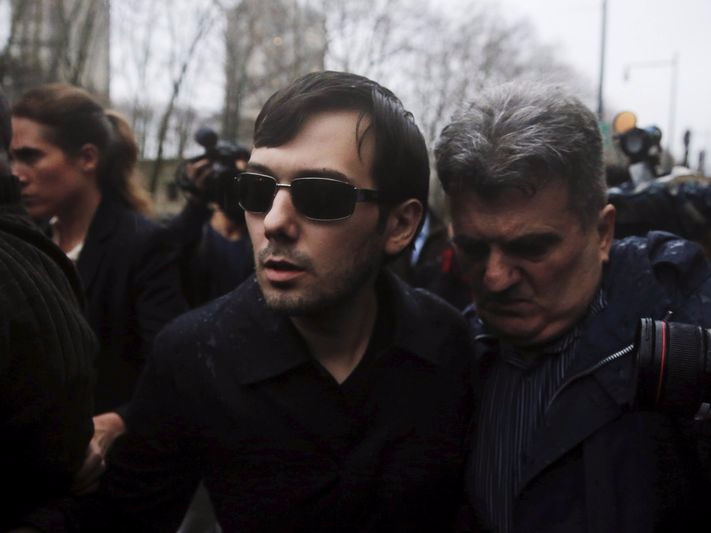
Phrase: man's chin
[
  {"left": 261, "top": 287, "right": 330, "bottom": 317},
  {"left": 483, "top": 314, "right": 575, "bottom": 348},
  {"left": 481, "top": 314, "right": 545, "bottom": 346}
]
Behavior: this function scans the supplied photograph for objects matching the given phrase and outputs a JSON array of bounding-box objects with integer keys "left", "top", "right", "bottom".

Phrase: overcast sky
[{"left": 487, "top": 0, "right": 710, "bottom": 169}]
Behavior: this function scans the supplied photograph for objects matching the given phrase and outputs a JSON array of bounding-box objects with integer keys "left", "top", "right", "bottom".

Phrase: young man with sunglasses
[{"left": 97, "top": 71, "right": 474, "bottom": 531}]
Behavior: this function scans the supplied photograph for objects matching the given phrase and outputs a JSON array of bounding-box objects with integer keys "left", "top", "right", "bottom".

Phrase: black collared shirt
[{"left": 101, "top": 272, "right": 475, "bottom": 532}]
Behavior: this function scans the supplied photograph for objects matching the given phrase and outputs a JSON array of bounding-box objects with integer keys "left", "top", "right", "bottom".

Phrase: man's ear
[
  {"left": 383, "top": 199, "right": 424, "bottom": 256},
  {"left": 76, "top": 143, "right": 100, "bottom": 174},
  {"left": 597, "top": 203, "right": 616, "bottom": 262}
]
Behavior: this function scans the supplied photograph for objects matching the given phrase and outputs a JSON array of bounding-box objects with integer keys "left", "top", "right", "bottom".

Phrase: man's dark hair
[
  {"left": 253, "top": 71, "right": 429, "bottom": 211},
  {"left": 435, "top": 81, "right": 607, "bottom": 227}
]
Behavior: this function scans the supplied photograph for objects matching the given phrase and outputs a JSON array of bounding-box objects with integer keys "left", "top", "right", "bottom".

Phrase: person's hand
[
  {"left": 71, "top": 412, "right": 126, "bottom": 495},
  {"left": 184, "top": 158, "right": 213, "bottom": 203}
]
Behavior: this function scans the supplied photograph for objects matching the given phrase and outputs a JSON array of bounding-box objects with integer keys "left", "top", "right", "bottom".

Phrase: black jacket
[
  {"left": 0, "top": 191, "right": 95, "bottom": 528},
  {"left": 97, "top": 272, "right": 476, "bottom": 532},
  {"left": 466, "top": 232, "right": 711, "bottom": 532},
  {"left": 77, "top": 199, "right": 187, "bottom": 414}
]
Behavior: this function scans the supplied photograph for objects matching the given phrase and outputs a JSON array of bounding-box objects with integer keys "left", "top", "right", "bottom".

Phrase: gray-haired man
[{"left": 436, "top": 81, "right": 711, "bottom": 532}]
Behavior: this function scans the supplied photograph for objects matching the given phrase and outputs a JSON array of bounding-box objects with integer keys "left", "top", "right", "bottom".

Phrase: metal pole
[
  {"left": 597, "top": 0, "right": 608, "bottom": 119},
  {"left": 668, "top": 51, "right": 678, "bottom": 158}
]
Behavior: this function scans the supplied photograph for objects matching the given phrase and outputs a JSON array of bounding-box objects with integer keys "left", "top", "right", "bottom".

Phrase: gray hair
[{"left": 435, "top": 81, "right": 606, "bottom": 227}]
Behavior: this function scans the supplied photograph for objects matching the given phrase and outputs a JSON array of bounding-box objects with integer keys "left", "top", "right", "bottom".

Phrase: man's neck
[
  {"left": 54, "top": 189, "right": 102, "bottom": 254},
  {"left": 290, "top": 285, "right": 378, "bottom": 385}
]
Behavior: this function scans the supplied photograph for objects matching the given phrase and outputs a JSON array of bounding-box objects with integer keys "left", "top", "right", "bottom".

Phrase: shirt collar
[{"left": 226, "top": 271, "right": 445, "bottom": 385}]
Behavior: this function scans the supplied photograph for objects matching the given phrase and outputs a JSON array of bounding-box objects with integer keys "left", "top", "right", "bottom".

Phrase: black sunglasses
[{"left": 236, "top": 172, "right": 380, "bottom": 221}]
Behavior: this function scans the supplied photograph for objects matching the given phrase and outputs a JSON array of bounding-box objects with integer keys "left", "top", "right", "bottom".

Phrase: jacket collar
[{"left": 219, "top": 270, "right": 445, "bottom": 386}]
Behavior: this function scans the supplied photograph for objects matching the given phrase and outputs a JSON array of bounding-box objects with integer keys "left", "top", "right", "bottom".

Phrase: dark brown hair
[
  {"left": 254, "top": 71, "right": 430, "bottom": 211},
  {"left": 12, "top": 83, "right": 152, "bottom": 214}
]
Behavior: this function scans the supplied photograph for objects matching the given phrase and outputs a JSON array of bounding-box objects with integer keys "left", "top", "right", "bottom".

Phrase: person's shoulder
[
  {"left": 96, "top": 202, "right": 179, "bottom": 264},
  {"left": 613, "top": 230, "right": 703, "bottom": 259},
  {"left": 153, "top": 277, "right": 259, "bottom": 356},
  {"left": 110, "top": 203, "right": 163, "bottom": 240},
  {"left": 0, "top": 216, "right": 83, "bottom": 302},
  {"left": 392, "top": 272, "right": 467, "bottom": 328},
  {"left": 612, "top": 231, "right": 710, "bottom": 291},
  {"left": 385, "top": 273, "right": 473, "bottom": 367}
]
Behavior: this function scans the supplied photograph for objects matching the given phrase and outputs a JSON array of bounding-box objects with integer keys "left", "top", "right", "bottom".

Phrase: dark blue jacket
[{"left": 467, "top": 232, "right": 711, "bottom": 532}]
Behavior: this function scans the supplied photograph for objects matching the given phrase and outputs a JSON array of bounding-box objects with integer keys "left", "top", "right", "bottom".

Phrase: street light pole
[
  {"left": 669, "top": 51, "right": 678, "bottom": 158},
  {"left": 597, "top": 0, "right": 608, "bottom": 119}
]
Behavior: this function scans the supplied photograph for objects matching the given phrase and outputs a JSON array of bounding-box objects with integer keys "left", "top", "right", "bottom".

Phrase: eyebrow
[
  {"left": 245, "top": 162, "right": 352, "bottom": 184},
  {"left": 506, "top": 232, "right": 562, "bottom": 248},
  {"left": 453, "top": 232, "right": 562, "bottom": 248}
]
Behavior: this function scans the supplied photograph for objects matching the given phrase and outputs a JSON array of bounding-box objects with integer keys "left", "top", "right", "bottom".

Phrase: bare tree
[
  {"left": 222, "top": 0, "right": 326, "bottom": 143},
  {"left": 0, "top": 0, "right": 110, "bottom": 101},
  {"left": 147, "top": 5, "right": 218, "bottom": 193},
  {"left": 302, "top": 0, "right": 588, "bottom": 214},
  {"left": 111, "top": 0, "right": 224, "bottom": 193},
  {"left": 317, "top": 0, "right": 586, "bottom": 148}
]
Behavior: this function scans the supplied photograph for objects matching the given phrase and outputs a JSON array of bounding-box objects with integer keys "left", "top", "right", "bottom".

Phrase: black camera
[
  {"left": 634, "top": 319, "right": 711, "bottom": 416},
  {"left": 175, "top": 127, "right": 250, "bottom": 214},
  {"left": 617, "top": 126, "right": 662, "bottom": 165}
]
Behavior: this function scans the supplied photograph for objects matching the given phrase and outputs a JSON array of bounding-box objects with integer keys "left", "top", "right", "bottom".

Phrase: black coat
[
  {"left": 77, "top": 199, "right": 187, "bottom": 414},
  {"left": 465, "top": 232, "right": 711, "bottom": 532},
  {"left": 97, "top": 273, "right": 475, "bottom": 532}
]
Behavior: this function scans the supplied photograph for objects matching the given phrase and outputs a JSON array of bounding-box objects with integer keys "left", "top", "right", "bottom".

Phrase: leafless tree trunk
[
  {"left": 0, "top": 0, "right": 110, "bottom": 101},
  {"left": 148, "top": 5, "right": 218, "bottom": 193}
]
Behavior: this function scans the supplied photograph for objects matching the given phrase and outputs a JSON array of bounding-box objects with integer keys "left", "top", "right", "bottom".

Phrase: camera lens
[{"left": 636, "top": 319, "right": 711, "bottom": 415}]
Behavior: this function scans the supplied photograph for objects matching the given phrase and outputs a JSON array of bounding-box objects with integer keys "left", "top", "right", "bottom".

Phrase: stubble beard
[{"left": 259, "top": 239, "right": 383, "bottom": 317}]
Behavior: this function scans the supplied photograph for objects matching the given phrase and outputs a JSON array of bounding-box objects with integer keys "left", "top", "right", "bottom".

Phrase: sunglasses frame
[{"left": 236, "top": 171, "right": 380, "bottom": 222}]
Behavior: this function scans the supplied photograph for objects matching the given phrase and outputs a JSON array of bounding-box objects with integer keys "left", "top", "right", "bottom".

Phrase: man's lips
[
  {"left": 479, "top": 299, "right": 535, "bottom": 316},
  {"left": 261, "top": 258, "right": 306, "bottom": 283}
]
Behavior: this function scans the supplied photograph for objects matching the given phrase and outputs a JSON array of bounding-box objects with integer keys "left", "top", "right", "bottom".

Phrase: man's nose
[
  {"left": 263, "top": 188, "right": 299, "bottom": 241},
  {"left": 482, "top": 249, "right": 521, "bottom": 293}
]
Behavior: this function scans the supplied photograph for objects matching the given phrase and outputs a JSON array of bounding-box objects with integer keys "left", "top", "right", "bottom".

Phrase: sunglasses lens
[
  {"left": 238, "top": 173, "right": 276, "bottom": 212},
  {"left": 292, "top": 178, "right": 357, "bottom": 220}
]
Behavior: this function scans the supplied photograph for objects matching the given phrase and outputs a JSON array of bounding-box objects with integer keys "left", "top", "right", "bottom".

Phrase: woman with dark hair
[{"left": 10, "top": 83, "right": 187, "bottom": 489}]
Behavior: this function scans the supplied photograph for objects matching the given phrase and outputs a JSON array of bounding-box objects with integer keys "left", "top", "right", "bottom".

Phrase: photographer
[
  {"left": 607, "top": 115, "right": 711, "bottom": 258},
  {"left": 436, "top": 81, "right": 711, "bottom": 532},
  {"left": 170, "top": 129, "right": 253, "bottom": 307}
]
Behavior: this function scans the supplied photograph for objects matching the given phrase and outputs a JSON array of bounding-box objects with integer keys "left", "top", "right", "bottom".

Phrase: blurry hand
[
  {"left": 71, "top": 411, "right": 125, "bottom": 495},
  {"left": 184, "top": 158, "right": 213, "bottom": 203}
]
